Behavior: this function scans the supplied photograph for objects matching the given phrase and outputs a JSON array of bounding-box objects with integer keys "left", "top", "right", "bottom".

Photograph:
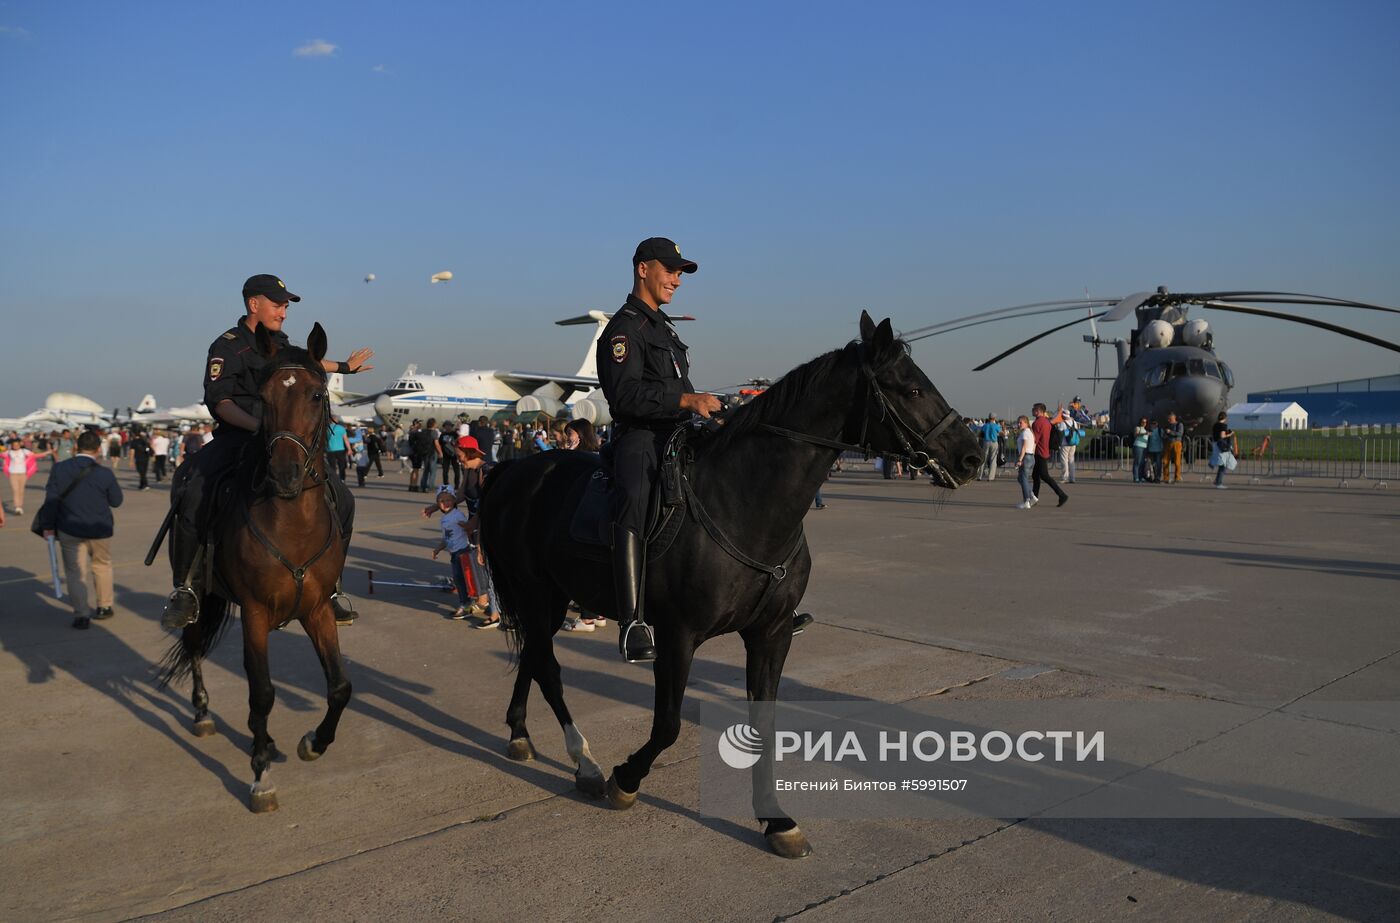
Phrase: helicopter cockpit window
[
  {"left": 1219, "top": 363, "right": 1235, "bottom": 388},
  {"left": 1204, "top": 361, "right": 1221, "bottom": 379},
  {"left": 1171, "top": 362, "right": 1188, "bottom": 380},
  {"left": 1145, "top": 363, "right": 1168, "bottom": 388},
  {"left": 1188, "top": 359, "right": 1205, "bottom": 377}
]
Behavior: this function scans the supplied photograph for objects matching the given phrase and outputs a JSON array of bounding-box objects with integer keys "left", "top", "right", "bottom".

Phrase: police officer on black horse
[
  {"left": 160, "top": 274, "right": 374, "bottom": 631},
  {"left": 600, "top": 238, "right": 720, "bottom": 662}
]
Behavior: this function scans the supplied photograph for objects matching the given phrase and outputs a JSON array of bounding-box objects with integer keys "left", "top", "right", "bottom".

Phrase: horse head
[
  {"left": 855, "top": 310, "right": 983, "bottom": 488},
  {"left": 254, "top": 322, "right": 330, "bottom": 499}
]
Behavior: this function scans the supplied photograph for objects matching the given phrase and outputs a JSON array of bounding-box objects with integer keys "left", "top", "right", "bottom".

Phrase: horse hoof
[
  {"left": 297, "top": 732, "right": 321, "bottom": 762},
  {"left": 506, "top": 738, "right": 536, "bottom": 762},
  {"left": 575, "top": 771, "right": 606, "bottom": 799},
  {"left": 765, "top": 826, "right": 812, "bottom": 859},
  {"left": 192, "top": 717, "right": 216, "bottom": 738},
  {"left": 249, "top": 788, "right": 279, "bottom": 814},
  {"left": 605, "top": 774, "right": 637, "bottom": 811}
]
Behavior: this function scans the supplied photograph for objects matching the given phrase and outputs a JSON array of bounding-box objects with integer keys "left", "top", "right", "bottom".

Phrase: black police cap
[
  {"left": 242, "top": 274, "right": 301, "bottom": 303},
  {"left": 633, "top": 238, "right": 697, "bottom": 273}
]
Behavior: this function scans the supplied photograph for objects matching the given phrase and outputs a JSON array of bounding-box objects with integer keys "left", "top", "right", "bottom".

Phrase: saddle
[{"left": 568, "top": 423, "right": 689, "bottom": 559}]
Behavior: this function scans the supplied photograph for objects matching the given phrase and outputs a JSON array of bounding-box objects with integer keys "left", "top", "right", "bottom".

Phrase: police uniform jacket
[
  {"left": 597, "top": 295, "right": 694, "bottom": 431},
  {"left": 204, "top": 318, "right": 291, "bottom": 437}
]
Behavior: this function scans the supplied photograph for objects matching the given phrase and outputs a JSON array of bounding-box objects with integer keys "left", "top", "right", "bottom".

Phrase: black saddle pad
[{"left": 566, "top": 468, "right": 681, "bottom": 559}]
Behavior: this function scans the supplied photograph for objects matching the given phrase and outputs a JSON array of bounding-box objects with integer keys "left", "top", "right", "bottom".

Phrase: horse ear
[
  {"left": 873, "top": 317, "right": 895, "bottom": 358},
  {"left": 859, "top": 310, "right": 876, "bottom": 342},
  {"left": 307, "top": 322, "right": 328, "bottom": 363},
  {"left": 254, "top": 322, "right": 278, "bottom": 358}
]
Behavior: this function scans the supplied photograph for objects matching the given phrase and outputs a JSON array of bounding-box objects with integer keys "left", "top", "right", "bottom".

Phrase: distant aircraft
[
  {"left": 1, "top": 392, "right": 111, "bottom": 433},
  {"left": 430, "top": 271, "right": 453, "bottom": 284},
  {"left": 364, "top": 273, "right": 376, "bottom": 284},
  {"left": 123, "top": 395, "right": 214, "bottom": 427},
  {"left": 352, "top": 311, "right": 691, "bottom": 426}
]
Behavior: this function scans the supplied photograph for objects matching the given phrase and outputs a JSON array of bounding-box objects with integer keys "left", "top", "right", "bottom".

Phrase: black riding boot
[
  {"left": 612, "top": 525, "right": 655, "bottom": 663},
  {"left": 330, "top": 579, "right": 357, "bottom": 625},
  {"left": 162, "top": 538, "right": 201, "bottom": 631}
]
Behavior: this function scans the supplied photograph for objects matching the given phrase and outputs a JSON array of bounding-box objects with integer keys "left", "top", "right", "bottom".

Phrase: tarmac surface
[{"left": 2, "top": 459, "right": 1398, "bottom": 922}]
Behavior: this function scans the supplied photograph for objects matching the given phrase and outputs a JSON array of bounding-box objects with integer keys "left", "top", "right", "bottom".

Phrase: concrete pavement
[{"left": 1, "top": 462, "right": 1396, "bottom": 921}]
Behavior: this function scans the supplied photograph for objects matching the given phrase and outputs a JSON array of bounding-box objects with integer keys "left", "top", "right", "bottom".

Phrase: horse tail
[
  {"left": 156, "top": 593, "right": 235, "bottom": 687},
  {"left": 480, "top": 460, "right": 525, "bottom": 663}
]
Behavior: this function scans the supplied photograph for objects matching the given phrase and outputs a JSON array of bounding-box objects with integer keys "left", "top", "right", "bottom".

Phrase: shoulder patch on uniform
[
  {"left": 221, "top": 331, "right": 237, "bottom": 340},
  {"left": 208, "top": 358, "right": 224, "bottom": 380},
  {"left": 619, "top": 306, "right": 639, "bottom": 318},
  {"left": 611, "top": 335, "right": 629, "bottom": 363}
]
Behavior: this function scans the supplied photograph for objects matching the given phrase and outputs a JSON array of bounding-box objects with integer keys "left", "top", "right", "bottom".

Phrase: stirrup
[
  {"left": 792, "top": 612, "right": 814, "bottom": 635},
  {"left": 619, "top": 620, "right": 657, "bottom": 663},
  {"left": 161, "top": 586, "right": 201, "bottom": 631},
  {"left": 330, "top": 586, "right": 358, "bottom": 625}
]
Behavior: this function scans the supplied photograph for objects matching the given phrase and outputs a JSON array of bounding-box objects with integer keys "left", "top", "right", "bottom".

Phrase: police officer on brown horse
[
  {"left": 161, "top": 274, "right": 374, "bottom": 631},
  {"left": 597, "top": 239, "right": 721, "bottom": 662}
]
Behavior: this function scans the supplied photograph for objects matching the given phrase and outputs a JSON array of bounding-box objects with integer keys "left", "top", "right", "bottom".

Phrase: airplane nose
[{"left": 374, "top": 394, "right": 396, "bottom": 419}]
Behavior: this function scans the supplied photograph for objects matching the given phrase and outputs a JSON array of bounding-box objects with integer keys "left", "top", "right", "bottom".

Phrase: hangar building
[{"left": 1247, "top": 373, "right": 1400, "bottom": 428}]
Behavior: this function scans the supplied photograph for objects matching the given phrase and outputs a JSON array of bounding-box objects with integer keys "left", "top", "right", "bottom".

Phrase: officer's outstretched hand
[
  {"left": 680, "top": 393, "right": 723, "bottom": 418},
  {"left": 346, "top": 347, "right": 375, "bottom": 373}
]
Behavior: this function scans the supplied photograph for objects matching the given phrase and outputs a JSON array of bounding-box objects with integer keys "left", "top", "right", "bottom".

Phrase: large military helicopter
[{"left": 904, "top": 288, "right": 1400, "bottom": 436}]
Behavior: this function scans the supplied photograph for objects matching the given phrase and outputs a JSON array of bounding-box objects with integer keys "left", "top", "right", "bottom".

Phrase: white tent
[{"left": 1226, "top": 401, "right": 1309, "bottom": 431}]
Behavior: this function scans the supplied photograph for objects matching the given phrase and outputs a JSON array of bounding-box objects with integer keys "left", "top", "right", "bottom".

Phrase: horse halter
[
  {"left": 257, "top": 364, "right": 330, "bottom": 493},
  {"left": 762, "top": 342, "right": 959, "bottom": 472}
]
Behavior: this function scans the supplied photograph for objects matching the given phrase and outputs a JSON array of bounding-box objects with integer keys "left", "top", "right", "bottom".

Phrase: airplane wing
[{"left": 494, "top": 371, "right": 600, "bottom": 396}]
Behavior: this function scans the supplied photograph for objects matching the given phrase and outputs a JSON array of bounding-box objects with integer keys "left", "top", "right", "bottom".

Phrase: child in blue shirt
[{"left": 431, "top": 487, "right": 474, "bottom": 619}]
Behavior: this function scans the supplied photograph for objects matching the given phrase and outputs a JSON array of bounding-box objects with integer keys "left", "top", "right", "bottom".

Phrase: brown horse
[{"left": 158, "top": 322, "right": 353, "bottom": 813}]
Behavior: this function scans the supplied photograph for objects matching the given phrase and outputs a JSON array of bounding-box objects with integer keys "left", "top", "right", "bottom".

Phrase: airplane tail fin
[
  {"left": 136, "top": 394, "right": 157, "bottom": 413},
  {"left": 556, "top": 310, "right": 613, "bottom": 380}
]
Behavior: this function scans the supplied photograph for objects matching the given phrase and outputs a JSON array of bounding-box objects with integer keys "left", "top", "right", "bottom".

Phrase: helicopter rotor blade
[
  {"left": 905, "top": 301, "right": 1116, "bottom": 344},
  {"left": 1181, "top": 292, "right": 1400, "bottom": 314},
  {"left": 1101, "top": 291, "right": 1157, "bottom": 323},
  {"left": 900, "top": 298, "right": 1118, "bottom": 340},
  {"left": 972, "top": 312, "right": 1108, "bottom": 372},
  {"left": 1203, "top": 301, "right": 1400, "bottom": 353}
]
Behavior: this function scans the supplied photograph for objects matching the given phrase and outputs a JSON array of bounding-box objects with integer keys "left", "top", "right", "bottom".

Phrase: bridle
[
  {"left": 243, "top": 363, "right": 339, "bottom": 622},
  {"left": 761, "top": 342, "right": 960, "bottom": 482},
  {"left": 254, "top": 364, "right": 330, "bottom": 495}
]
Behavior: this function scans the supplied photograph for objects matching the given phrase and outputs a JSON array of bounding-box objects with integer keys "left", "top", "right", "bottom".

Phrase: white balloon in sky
[
  {"left": 364, "top": 273, "right": 376, "bottom": 283},
  {"left": 430, "top": 271, "right": 454, "bottom": 284}
]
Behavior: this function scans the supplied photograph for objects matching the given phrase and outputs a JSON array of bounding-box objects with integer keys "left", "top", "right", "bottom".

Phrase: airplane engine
[
  {"left": 571, "top": 396, "right": 612, "bottom": 426},
  {"left": 1182, "top": 318, "right": 1211, "bottom": 347},
  {"left": 516, "top": 395, "right": 563, "bottom": 417},
  {"left": 1140, "top": 319, "right": 1173, "bottom": 349}
]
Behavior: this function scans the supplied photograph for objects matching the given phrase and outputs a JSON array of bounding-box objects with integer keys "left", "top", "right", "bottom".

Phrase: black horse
[{"left": 479, "top": 312, "right": 982, "bottom": 857}]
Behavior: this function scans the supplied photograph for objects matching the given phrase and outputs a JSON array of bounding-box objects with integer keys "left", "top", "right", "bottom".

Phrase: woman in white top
[
  {"left": 4, "top": 438, "right": 39, "bottom": 515},
  {"left": 1014, "top": 416, "right": 1037, "bottom": 509}
]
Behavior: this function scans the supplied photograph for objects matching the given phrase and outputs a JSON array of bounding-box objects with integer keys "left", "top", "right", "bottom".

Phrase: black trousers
[
  {"left": 440, "top": 452, "right": 461, "bottom": 490},
  {"left": 329, "top": 449, "right": 348, "bottom": 481},
  {"left": 1031, "top": 455, "right": 1067, "bottom": 500},
  {"left": 367, "top": 449, "right": 383, "bottom": 477},
  {"left": 153, "top": 455, "right": 167, "bottom": 482},
  {"left": 606, "top": 427, "right": 664, "bottom": 535},
  {"left": 135, "top": 456, "right": 149, "bottom": 489}
]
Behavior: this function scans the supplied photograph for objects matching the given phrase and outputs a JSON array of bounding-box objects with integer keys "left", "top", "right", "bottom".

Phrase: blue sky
[{"left": 3, "top": 0, "right": 1398, "bottom": 418}]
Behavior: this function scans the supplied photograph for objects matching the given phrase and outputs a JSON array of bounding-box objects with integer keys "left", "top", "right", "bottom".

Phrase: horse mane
[{"left": 700, "top": 343, "right": 857, "bottom": 457}]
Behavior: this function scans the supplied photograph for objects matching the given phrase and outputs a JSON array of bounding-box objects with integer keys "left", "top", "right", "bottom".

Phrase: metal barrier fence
[{"left": 842, "top": 435, "right": 1399, "bottom": 483}]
